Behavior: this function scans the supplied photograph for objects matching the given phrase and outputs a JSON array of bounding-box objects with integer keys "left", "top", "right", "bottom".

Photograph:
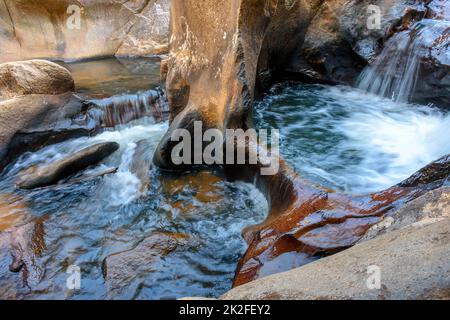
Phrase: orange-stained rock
[
  {"left": 159, "top": 171, "right": 225, "bottom": 214},
  {"left": 232, "top": 154, "right": 450, "bottom": 286},
  {"left": 0, "top": 194, "right": 28, "bottom": 232}
]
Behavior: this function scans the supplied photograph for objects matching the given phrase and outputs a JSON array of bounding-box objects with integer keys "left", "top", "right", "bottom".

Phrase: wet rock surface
[
  {"left": 16, "top": 142, "right": 120, "bottom": 189},
  {"left": 0, "top": 86, "right": 168, "bottom": 173},
  {"left": 0, "top": 193, "right": 28, "bottom": 232},
  {"left": 361, "top": 186, "right": 450, "bottom": 241},
  {"left": 232, "top": 154, "right": 450, "bottom": 286},
  {"left": 102, "top": 232, "right": 190, "bottom": 298},
  {"left": 0, "top": 219, "right": 46, "bottom": 299},
  {"left": 222, "top": 219, "right": 450, "bottom": 300},
  {"left": 355, "top": 1, "right": 449, "bottom": 106},
  {"left": 0, "top": 60, "right": 74, "bottom": 100},
  {"left": 0, "top": 93, "right": 94, "bottom": 172}
]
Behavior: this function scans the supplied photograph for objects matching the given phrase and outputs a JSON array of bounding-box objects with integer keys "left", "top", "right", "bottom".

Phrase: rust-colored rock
[
  {"left": 0, "top": 193, "right": 28, "bottom": 232},
  {"left": 232, "top": 155, "right": 449, "bottom": 286}
]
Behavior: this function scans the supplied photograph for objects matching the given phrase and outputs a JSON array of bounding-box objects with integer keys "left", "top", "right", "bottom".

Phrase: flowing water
[
  {"left": 1, "top": 56, "right": 449, "bottom": 299},
  {"left": 357, "top": 2, "right": 449, "bottom": 103},
  {"left": 0, "top": 58, "right": 268, "bottom": 299},
  {"left": 255, "top": 84, "right": 450, "bottom": 193}
]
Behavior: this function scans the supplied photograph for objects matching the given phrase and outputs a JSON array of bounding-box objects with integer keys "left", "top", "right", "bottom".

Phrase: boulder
[
  {"left": 361, "top": 187, "right": 450, "bottom": 241},
  {"left": 155, "top": 0, "right": 318, "bottom": 170},
  {"left": 102, "top": 232, "right": 190, "bottom": 298},
  {"left": 0, "top": 93, "right": 95, "bottom": 172},
  {"left": 0, "top": 0, "right": 170, "bottom": 63},
  {"left": 222, "top": 219, "right": 450, "bottom": 300},
  {"left": 288, "top": 0, "right": 433, "bottom": 84},
  {"left": 0, "top": 60, "right": 74, "bottom": 100},
  {"left": 0, "top": 89, "right": 167, "bottom": 173},
  {"left": 16, "top": 142, "right": 120, "bottom": 189},
  {"left": 115, "top": 0, "right": 170, "bottom": 57}
]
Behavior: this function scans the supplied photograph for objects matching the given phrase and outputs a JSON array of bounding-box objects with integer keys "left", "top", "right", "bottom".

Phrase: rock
[
  {"left": 38, "top": 167, "right": 119, "bottom": 190},
  {"left": 0, "top": 93, "right": 96, "bottom": 172},
  {"left": 361, "top": 187, "right": 450, "bottom": 241},
  {"left": 352, "top": 1, "right": 449, "bottom": 106},
  {"left": 338, "top": 0, "right": 428, "bottom": 61},
  {"left": 288, "top": 0, "right": 433, "bottom": 85},
  {"left": 16, "top": 142, "right": 120, "bottom": 189},
  {"left": 156, "top": 0, "right": 317, "bottom": 169},
  {"left": 0, "top": 60, "right": 74, "bottom": 100},
  {"left": 399, "top": 154, "right": 450, "bottom": 188},
  {"left": 0, "top": 89, "right": 166, "bottom": 173},
  {"left": 293, "top": 0, "right": 367, "bottom": 84},
  {"left": 232, "top": 154, "right": 450, "bottom": 287},
  {"left": 156, "top": 1, "right": 450, "bottom": 287},
  {"left": 0, "top": 0, "right": 170, "bottom": 63},
  {"left": 222, "top": 220, "right": 450, "bottom": 300},
  {"left": 0, "top": 219, "right": 47, "bottom": 298},
  {"left": 115, "top": 0, "right": 170, "bottom": 57},
  {"left": 102, "top": 232, "right": 190, "bottom": 298}
]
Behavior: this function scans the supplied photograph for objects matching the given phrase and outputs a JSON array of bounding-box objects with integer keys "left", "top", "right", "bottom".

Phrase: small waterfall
[
  {"left": 88, "top": 88, "right": 169, "bottom": 127},
  {"left": 357, "top": 3, "right": 449, "bottom": 103}
]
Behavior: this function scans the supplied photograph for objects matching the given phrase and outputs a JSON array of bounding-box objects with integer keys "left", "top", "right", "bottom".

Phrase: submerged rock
[
  {"left": 0, "top": 60, "right": 74, "bottom": 100},
  {"left": 102, "top": 232, "right": 190, "bottom": 298},
  {"left": 222, "top": 219, "right": 450, "bottom": 300},
  {"left": 16, "top": 142, "right": 120, "bottom": 189},
  {"left": 0, "top": 219, "right": 47, "bottom": 298},
  {"left": 0, "top": 194, "right": 29, "bottom": 232}
]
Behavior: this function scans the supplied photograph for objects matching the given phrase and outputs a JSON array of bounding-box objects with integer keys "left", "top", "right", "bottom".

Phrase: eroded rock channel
[{"left": 0, "top": 0, "right": 449, "bottom": 300}]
